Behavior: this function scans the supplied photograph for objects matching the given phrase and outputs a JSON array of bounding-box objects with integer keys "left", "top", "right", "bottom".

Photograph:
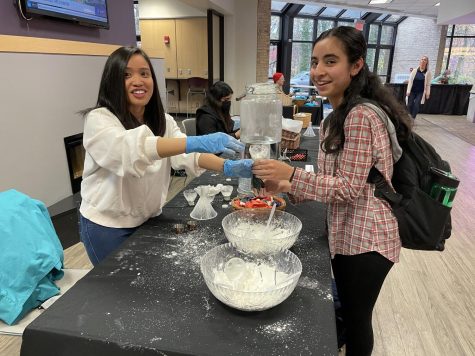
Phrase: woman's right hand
[
  {"left": 186, "top": 132, "right": 244, "bottom": 156},
  {"left": 252, "top": 159, "right": 294, "bottom": 181}
]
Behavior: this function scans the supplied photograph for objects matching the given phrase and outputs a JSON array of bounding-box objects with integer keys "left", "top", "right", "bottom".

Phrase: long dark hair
[
  {"left": 315, "top": 26, "right": 412, "bottom": 154},
  {"left": 81, "top": 46, "right": 166, "bottom": 136},
  {"left": 205, "top": 81, "right": 234, "bottom": 132}
]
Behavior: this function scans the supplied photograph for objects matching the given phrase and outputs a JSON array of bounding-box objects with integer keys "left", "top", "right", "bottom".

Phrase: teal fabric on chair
[{"left": 0, "top": 190, "right": 64, "bottom": 325}]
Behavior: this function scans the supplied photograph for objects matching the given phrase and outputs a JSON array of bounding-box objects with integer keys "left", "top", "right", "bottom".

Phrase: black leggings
[{"left": 332, "top": 252, "right": 393, "bottom": 356}]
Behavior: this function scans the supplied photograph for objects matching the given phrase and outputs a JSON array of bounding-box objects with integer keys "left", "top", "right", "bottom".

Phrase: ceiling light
[
  {"left": 368, "top": 0, "right": 393, "bottom": 4},
  {"left": 434, "top": 2, "right": 440, "bottom": 6}
]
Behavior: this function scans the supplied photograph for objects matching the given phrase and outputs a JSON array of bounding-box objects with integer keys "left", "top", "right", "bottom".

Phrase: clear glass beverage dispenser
[
  {"left": 240, "top": 83, "right": 282, "bottom": 144},
  {"left": 238, "top": 83, "right": 283, "bottom": 195}
]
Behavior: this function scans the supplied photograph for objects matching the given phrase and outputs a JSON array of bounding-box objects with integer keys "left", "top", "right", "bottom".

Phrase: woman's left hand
[{"left": 252, "top": 159, "right": 294, "bottom": 181}]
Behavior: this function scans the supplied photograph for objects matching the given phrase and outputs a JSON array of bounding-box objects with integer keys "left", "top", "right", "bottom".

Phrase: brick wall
[
  {"left": 256, "top": 0, "right": 271, "bottom": 82},
  {"left": 391, "top": 17, "right": 446, "bottom": 82}
]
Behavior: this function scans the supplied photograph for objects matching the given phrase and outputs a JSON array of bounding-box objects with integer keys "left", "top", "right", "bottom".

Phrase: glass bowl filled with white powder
[
  {"left": 221, "top": 209, "right": 302, "bottom": 255},
  {"left": 200, "top": 242, "right": 302, "bottom": 311}
]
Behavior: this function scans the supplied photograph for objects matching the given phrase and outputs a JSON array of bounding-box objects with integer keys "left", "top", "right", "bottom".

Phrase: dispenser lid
[{"left": 246, "top": 82, "right": 278, "bottom": 95}]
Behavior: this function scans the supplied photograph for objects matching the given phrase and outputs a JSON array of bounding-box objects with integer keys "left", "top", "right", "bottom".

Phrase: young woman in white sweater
[{"left": 79, "top": 46, "right": 252, "bottom": 265}]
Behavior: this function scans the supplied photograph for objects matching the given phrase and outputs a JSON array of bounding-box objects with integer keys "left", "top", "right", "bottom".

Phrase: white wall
[
  {"left": 391, "top": 17, "right": 441, "bottom": 82},
  {"left": 223, "top": 0, "right": 258, "bottom": 113},
  {"left": 438, "top": 0, "right": 475, "bottom": 25},
  {"left": 139, "top": 0, "right": 206, "bottom": 19},
  {"left": 0, "top": 53, "right": 165, "bottom": 207}
]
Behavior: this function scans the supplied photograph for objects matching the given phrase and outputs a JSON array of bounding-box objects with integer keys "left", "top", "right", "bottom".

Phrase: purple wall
[{"left": 0, "top": 1, "right": 136, "bottom": 46}]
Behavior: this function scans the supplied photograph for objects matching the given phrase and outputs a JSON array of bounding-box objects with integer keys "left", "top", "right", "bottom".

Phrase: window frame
[{"left": 270, "top": 3, "right": 401, "bottom": 87}]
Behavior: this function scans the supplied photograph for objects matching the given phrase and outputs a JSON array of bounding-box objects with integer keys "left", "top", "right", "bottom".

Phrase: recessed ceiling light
[
  {"left": 434, "top": 2, "right": 440, "bottom": 6},
  {"left": 368, "top": 0, "right": 393, "bottom": 4}
]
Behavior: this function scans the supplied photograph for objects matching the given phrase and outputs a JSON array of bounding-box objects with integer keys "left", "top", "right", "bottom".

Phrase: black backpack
[{"left": 365, "top": 104, "right": 455, "bottom": 251}]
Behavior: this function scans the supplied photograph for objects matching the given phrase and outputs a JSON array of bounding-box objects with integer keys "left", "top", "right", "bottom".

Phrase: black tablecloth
[
  {"left": 386, "top": 83, "right": 472, "bottom": 115},
  {"left": 21, "top": 135, "right": 337, "bottom": 356}
]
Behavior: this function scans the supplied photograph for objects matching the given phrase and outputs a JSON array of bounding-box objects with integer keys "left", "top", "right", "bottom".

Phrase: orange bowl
[{"left": 230, "top": 196, "right": 286, "bottom": 210}]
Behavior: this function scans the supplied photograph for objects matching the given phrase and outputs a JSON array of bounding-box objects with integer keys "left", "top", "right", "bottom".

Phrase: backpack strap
[
  {"left": 360, "top": 102, "right": 402, "bottom": 163},
  {"left": 368, "top": 167, "right": 403, "bottom": 205}
]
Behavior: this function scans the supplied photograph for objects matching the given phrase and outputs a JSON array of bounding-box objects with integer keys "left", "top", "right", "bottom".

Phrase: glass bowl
[
  {"left": 200, "top": 242, "right": 302, "bottom": 311},
  {"left": 221, "top": 209, "right": 302, "bottom": 255}
]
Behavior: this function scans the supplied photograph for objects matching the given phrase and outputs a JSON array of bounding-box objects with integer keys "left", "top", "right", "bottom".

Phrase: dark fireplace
[{"left": 64, "top": 133, "right": 85, "bottom": 193}]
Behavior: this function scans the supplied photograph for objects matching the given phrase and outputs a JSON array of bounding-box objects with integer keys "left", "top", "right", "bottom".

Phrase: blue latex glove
[
  {"left": 223, "top": 159, "right": 253, "bottom": 178},
  {"left": 232, "top": 118, "right": 240, "bottom": 131},
  {"left": 186, "top": 132, "right": 244, "bottom": 156}
]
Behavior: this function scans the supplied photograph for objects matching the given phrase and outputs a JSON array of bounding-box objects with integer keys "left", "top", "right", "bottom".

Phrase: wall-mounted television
[{"left": 23, "top": 0, "right": 109, "bottom": 29}]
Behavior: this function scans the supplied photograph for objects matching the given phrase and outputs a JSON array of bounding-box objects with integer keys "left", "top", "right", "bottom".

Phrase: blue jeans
[
  {"left": 407, "top": 91, "right": 424, "bottom": 118},
  {"left": 79, "top": 214, "right": 137, "bottom": 265}
]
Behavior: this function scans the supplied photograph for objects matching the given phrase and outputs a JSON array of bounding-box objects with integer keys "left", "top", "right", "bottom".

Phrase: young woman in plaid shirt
[{"left": 253, "top": 27, "right": 413, "bottom": 355}]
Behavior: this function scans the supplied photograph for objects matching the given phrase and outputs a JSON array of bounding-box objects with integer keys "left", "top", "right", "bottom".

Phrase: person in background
[
  {"left": 273, "top": 72, "right": 286, "bottom": 93},
  {"left": 406, "top": 56, "right": 432, "bottom": 119},
  {"left": 273, "top": 72, "right": 294, "bottom": 105},
  {"left": 432, "top": 68, "right": 453, "bottom": 84},
  {"left": 253, "top": 26, "right": 413, "bottom": 356},
  {"left": 79, "top": 47, "right": 252, "bottom": 265},
  {"left": 196, "top": 81, "right": 240, "bottom": 139}
]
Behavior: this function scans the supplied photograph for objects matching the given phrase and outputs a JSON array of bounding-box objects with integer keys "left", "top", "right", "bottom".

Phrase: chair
[
  {"left": 186, "top": 77, "right": 208, "bottom": 119},
  {"left": 181, "top": 118, "right": 196, "bottom": 136}
]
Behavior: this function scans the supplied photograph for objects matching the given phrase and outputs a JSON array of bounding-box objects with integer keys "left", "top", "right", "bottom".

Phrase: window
[
  {"left": 271, "top": 1, "right": 287, "bottom": 12},
  {"left": 299, "top": 5, "right": 321, "bottom": 15},
  {"left": 269, "top": 4, "right": 400, "bottom": 87},
  {"left": 270, "top": 16, "right": 281, "bottom": 40},
  {"left": 367, "top": 48, "right": 376, "bottom": 72},
  {"left": 290, "top": 42, "right": 313, "bottom": 79},
  {"left": 377, "top": 48, "right": 391, "bottom": 78},
  {"left": 368, "top": 24, "right": 379, "bottom": 44},
  {"left": 269, "top": 44, "right": 278, "bottom": 78},
  {"left": 339, "top": 10, "right": 364, "bottom": 19},
  {"left": 385, "top": 15, "right": 402, "bottom": 23},
  {"left": 320, "top": 7, "right": 342, "bottom": 17},
  {"left": 453, "top": 24, "right": 475, "bottom": 36},
  {"left": 338, "top": 21, "right": 352, "bottom": 27},
  {"left": 366, "top": 23, "right": 396, "bottom": 83},
  {"left": 443, "top": 25, "right": 475, "bottom": 84},
  {"left": 317, "top": 20, "right": 334, "bottom": 36},
  {"left": 380, "top": 26, "right": 394, "bottom": 45},
  {"left": 293, "top": 18, "right": 313, "bottom": 41}
]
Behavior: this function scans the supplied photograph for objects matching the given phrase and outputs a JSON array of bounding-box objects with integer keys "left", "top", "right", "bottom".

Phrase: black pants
[
  {"left": 407, "top": 91, "right": 424, "bottom": 118},
  {"left": 331, "top": 252, "right": 393, "bottom": 356}
]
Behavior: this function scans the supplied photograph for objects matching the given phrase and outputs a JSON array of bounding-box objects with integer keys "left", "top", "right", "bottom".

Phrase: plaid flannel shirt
[{"left": 289, "top": 105, "right": 401, "bottom": 263}]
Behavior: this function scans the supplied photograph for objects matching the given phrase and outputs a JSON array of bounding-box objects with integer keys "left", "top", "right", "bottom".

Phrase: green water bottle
[{"left": 429, "top": 167, "right": 460, "bottom": 208}]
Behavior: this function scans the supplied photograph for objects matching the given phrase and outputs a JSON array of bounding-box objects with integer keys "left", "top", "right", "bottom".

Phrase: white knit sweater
[{"left": 80, "top": 108, "right": 204, "bottom": 228}]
